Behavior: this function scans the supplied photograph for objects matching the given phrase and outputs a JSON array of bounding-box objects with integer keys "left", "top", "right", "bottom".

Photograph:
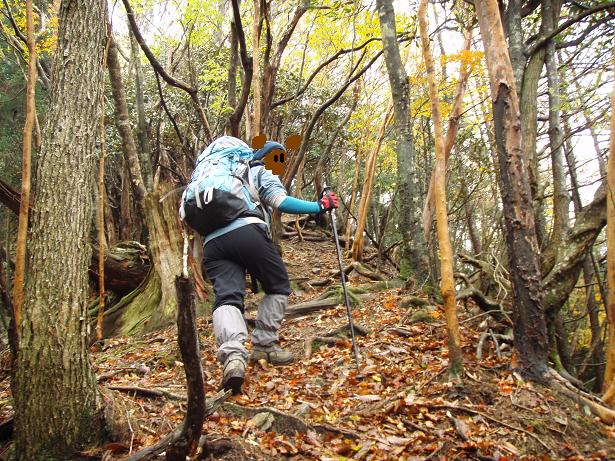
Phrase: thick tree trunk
[
  {"left": 418, "top": 0, "right": 463, "bottom": 379},
  {"left": 541, "top": 186, "right": 606, "bottom": 315},
  {"left": 376, "top": 0, "right": 428, "bottom": 281},
  {"left": 102, "top": 184, "right": 183, "bottom": 336},
  {"left": 13, "top": 1, "right": 107, "bottom": 457},
  {"left": 475, "top": 0, "right": 548, "bottom": 379}
]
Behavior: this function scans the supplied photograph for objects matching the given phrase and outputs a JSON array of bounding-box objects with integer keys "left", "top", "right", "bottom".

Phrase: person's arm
[
  {"left": 277, "top": 196, "right": 321, "bottom": 214},
  {"left": 254, "top": 165, "right": 337, "bottom": 214}
]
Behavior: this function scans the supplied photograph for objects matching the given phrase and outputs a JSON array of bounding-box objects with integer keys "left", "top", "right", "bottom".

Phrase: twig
[{"left": 127, "top": 409, "right": 134, "bottom": 455}]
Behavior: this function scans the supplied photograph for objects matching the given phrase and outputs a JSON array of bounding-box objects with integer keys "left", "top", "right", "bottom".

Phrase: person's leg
[
  {"left": 236, "top": 226, "right": 293, "bottom": 364},
  {"left": 203, "top": 239, "right": 249, "bottom": 393},
  {"left": 209, "top": 224, "right": 293, "bottom": 365}
]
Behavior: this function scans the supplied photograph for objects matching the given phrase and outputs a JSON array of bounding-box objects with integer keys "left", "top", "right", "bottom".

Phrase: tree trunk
[
  {"left": 107, "top": 33, "right": 182, "bottom": 336},
  {"left": 475, "top": 0, "right": 548, "bottom": 380},
  {"left": 602, "top": 55, "right": 615, "bottom": 403},
  {"left": 520, "top": 48, "right": 547, "bottom": 246},
  {"left": 344, "top": 148, "right": 362, "bottom": 251},
  {"left": 376, "top": 0, "right": 428, "bottom": 281},
  {"left": 418, "top": 0, "right": 463, "bottom": 379},
  {"left": 541, "top": 186, "right": 606, "bottom": 315},
  {"left": 13, "top": 1, "right": 107, "bottom": 457},
  {"left": 421, "top": 28, "right": 472, "bottom": 238},
  {"left": 541, "top": 0, "right": 569, "bottom": 274},
  {"left": 12, "top": 0, "right": 38, "bottom": 331},
  {"left": 351, "top": 105, "right": 393, "bottom": 262},
  {"left": 251, "top": 0, "right": 263, "bottom": 138},
  {"left": 130, "top": 30, "right": 153, "bottom": 190}
]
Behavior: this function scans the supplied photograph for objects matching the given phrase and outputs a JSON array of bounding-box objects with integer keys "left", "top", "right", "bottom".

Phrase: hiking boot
[
  {"left": 251, "top": 343, "right": 294, "bottom": 365},
  {"left": 220, "top": 359, "right": 245, "bottom": 395}
]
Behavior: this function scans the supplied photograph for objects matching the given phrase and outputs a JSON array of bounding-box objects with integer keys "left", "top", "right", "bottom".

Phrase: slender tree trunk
[
  {"left": 602, "top": 51, "right": 615, "bottom": 403},
  {"left": 14, "top": 1, "right": 107, "bottom": 457},
  {"left": 345, "top": 148, "right": 363, "bottom": 251},
  {"left": 520, "top": 49, "right": 548, "bottom": 247},
  {"left": 475, "top": 0, "right": 548, "bottom": 379},
  {"left": 418, "top": 0, "right": 463, "bottom": 379},
  {"left": 12, "top": 0, "right": 38, "bottom": 331},
  {"left": 130, "top": 30, "right": 153, "bottom": 189},
  {"left": 351, "top": 105, "right": 393, "bottom": 262},
  {"left": 97, "top": 30, "right": 110, "bottom": 341},
  {"left": 541, "top": 0, "right": 569, "bottom": 274},
  {"left": 422, "top": 29, "right": 472, "bottom": 238},
  {"left": 251, "top": 0, "right": 262, "bottom": 137},
  {"left": 375, "top": 0, "right": 428, "bottom": 281}
]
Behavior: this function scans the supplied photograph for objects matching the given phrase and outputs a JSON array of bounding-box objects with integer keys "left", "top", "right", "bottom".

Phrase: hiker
[{"left": 180, "top": 136, "right": 338, "bottom": 394}]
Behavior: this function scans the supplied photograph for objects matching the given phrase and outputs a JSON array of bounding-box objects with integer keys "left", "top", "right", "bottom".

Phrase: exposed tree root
[
  {"left": 221, "top": 402, "right": 360, "bottom": 439},
  {"left": 351, "top": 261, "right": 386, "bottom": 281},
  {"left": 457, "top": 285, "right": 511, "bottom": 325},
  {"left": 547, "top": 369, "right": 615, "bottom": 424}
]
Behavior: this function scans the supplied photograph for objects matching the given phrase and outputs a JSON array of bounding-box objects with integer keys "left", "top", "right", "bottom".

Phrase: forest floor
[{"left": 0, "top": 237, "right": 613, "bottom": 460}]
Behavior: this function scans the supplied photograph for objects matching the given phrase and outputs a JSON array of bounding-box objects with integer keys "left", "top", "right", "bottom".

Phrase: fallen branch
[
  {"left": 108, "top": 385, "right": 186, "bottom": 401},
  {"left": 324, "top": 322, "right": 369, "bottom": 337}
]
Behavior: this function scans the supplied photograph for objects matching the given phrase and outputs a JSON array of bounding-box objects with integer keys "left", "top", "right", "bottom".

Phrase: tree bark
[
  {"left": 602, "top": 52, "right": 615, "bottom": 403},
  {"left": 13, "top": 1, "right": 107, "bottom": 457},
  {"left": 107, "top": 33, "right": 182, "bottom": 336},
  {"left": 376, "top": 0, "right": 428, "bottom": 281},
  {"left": 418, "top": 0, "right": 463, "bottom": 379},
  {"left": 475, "top": 0, "right": 548, "bottom": 380}
]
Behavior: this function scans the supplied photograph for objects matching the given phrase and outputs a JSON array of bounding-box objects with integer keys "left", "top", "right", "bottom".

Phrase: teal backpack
[{"left": 179, "top": 136, "right": 266, "bottom": 236}]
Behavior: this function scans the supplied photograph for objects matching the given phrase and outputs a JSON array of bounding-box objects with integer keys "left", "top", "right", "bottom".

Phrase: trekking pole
[{"left": 324, "top": 187, "right": 361, "bottom": 369}]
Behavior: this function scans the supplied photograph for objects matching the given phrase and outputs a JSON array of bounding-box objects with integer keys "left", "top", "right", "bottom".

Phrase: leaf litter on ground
[{"left": 0, "top": 238, "right": 612, "bottom": 460}]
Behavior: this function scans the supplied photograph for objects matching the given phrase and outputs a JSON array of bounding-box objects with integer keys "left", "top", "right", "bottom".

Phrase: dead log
[{"left": 90, "top": 241, "right": 150, "bottom": 296}]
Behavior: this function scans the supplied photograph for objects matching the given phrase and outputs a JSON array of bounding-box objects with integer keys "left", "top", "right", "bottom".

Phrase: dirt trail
[{"left": 1, "top": 237, "right": 611, "bottom": 460}]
